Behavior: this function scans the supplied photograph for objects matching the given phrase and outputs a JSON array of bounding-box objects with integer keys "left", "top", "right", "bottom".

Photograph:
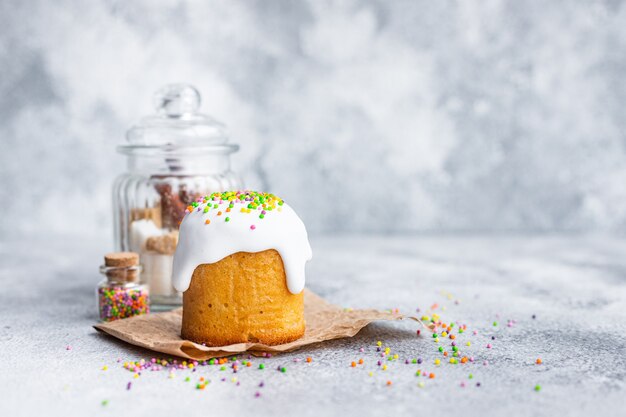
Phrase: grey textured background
[{"left": 2, "top": 0, "right": 626, "bottom": 239}]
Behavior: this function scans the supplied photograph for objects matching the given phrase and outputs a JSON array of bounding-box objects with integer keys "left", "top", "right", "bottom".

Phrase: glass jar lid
[{"left": 118, "top": 84, "right": 239, "bottom": 156}]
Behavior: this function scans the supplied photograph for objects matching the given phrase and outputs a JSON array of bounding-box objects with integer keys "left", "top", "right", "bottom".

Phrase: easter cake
[{"left": 172, "top": 191, "right": 312, "bottom": 346}]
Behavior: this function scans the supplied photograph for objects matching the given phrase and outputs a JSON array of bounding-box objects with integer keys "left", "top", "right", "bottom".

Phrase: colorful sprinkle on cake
[{"left": 184, "top": 191, "right": 285, "bottom": 230}]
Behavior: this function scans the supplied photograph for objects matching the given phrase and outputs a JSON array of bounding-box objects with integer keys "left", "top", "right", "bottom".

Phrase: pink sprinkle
[
  {"left": 473, "top": 330, "right": 478, "bottom": 335},
  {"left": 359, "top": 348, "right": 365, "bottom": 353},
  {"left": 255, "top": 392, "right": 261, "bottom": 398},
  {"left": 483, "top": 360, "right": 489, "bottom": 366},
  {"left": 250, "top": 225, "right": 256, "bottom": 230},
  {"left": 460, "top": 382, "right": 466, "bottom": 387},
  {"left": 486, "top": 344, "right": 492, "bottom": 349},
  {"left": 66, "top": 345, "right": 72, "bottom": 350}
]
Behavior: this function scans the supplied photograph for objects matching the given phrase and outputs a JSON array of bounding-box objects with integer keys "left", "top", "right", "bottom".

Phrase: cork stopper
[
  {"left": 104, "top": 252, "right": 139, "bottom": 268},
  {"left": 102, "top": 252, "right": 141, "bottom": 283}
]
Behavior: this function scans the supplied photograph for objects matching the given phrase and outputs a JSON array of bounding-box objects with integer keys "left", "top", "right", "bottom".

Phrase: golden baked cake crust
[{"left": 182, "top": 249, "right": 305, "bottom": 346}]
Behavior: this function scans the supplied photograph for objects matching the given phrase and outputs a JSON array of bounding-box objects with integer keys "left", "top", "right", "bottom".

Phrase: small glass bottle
[{"left": 97, "top": 252, "right": 150, "bottom": 322}]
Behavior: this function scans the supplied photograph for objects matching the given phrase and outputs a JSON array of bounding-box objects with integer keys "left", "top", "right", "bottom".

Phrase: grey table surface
[{"left": 1, "top": 234, "right": 625, "bottom": 417}]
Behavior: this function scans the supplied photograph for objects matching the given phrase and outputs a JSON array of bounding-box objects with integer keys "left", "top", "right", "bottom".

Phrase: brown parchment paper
[{"left": 94, "top": 290, "right": 434, "bottom": 360}]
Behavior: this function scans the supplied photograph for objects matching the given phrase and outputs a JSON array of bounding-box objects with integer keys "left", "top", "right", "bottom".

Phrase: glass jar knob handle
[{"left": 154, "top": 84, "right": 201, "bottom": 118}]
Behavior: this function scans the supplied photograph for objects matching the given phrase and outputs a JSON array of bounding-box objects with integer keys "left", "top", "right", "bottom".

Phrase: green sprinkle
[
  {"left": 432, "top": 333, "right": 438, "bottom": 338},
  {"left": 225, "top": 217, "right": 230, "bottom": 222},
  {"left": 438, "top": 346, "right": 444, "bottom": 352},
  {"left": 449, "top": 323, "right": 454, "bottom": 327},
  {"left": 101, "top": 400, "right": 109, "bottom": 407},
  {"left": 259, "top": 364, "right": 265, "bottom": 370},
  {"left": 220, "top": 366, "right": 226, "bottom": 371},
  {"left": 203, "top": 207, "right": 209, "bottom": 213},
  {"left": 208, "top": 359, "right": 215, "bottom": 365},
  {"left": 452, "top": 346, "right": 458, "bottom": 352},
  {"left": 469, "top": 373, "right": 473, "bottom": 379},
  {"left": 280, "top": 367, "right": 286, "bottom": 373},
  {"left": 493, "top": 321, "right": 498, "bottom": 326},
  {"left": 185, "top": 377, "right": 190, "bottom": 382},
  {"left": 278, "top": 201, "right": 284, "bottom": 206},
  {"left": 534, "top": 384, "right": 541, "bottom": 392},
  {"left": 259, "top": 214, "right": 265, "bottom": 219},
  {"left": 412, "top": 359, "right": 417, "bottom": 364}
]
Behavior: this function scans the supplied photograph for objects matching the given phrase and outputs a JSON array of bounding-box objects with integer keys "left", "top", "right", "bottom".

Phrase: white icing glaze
[{"left": 172, "top": 192, "right": 312, "bottom": 294}]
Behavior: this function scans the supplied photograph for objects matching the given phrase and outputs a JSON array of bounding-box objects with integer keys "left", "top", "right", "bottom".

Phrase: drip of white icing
[{"left": 172, "top": 194, "right": 312, "bottom": 294}]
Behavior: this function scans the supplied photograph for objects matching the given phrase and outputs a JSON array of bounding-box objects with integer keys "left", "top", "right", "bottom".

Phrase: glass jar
[
  {"left": 97, "top": 252, "right": 149, "bottom": 321},
  {"left": 113, "top": 84, "right": 242, "bottom": 308}
]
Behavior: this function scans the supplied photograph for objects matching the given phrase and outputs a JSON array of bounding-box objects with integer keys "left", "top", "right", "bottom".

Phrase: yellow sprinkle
[
  {"left": 434, "top": 338, "right": 439, "bottom": 343},
  {"left": 418, "top": 382, "right": 425, "bottom": 388},
  {"left": 376, "top": 341, "right": 382, "bottom": 347},
  {"left": 382, "top": 365, "right": 388, "bottom": 371},
  {"left": 231, "top": 377, "right": 237, "bottom": 383},
  {"left": 466, "top": 342, "right": 471, "bottom": 346},
  {"left": 421, "top": 315, "right": 430, "bottom": 321},
  {"left": 393, "top": 354, "right": 399, "bottom": 359},
  {"left": 432, "top": 313, "right": 440, "bottom": 321},
  {"left": 441, "top": 331, "right": 448, "bottom": 337},
  {"left": 434, "top": 359, "right": 440, "bottom": 365},
  {"left": 188, "top": 364, "right": 194, "bottom": 369},
  {"left": 101, "top": 366, "right": 108, "bottom": 371},
  {"left": 442, "top": 306, "right": 447, "bottom": 311},
  {"left": 133, "top": 373, "right": 140, "bottom": 379},
  {"left": 368, "top": 372, "right": 373, "bottom": 377}
]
